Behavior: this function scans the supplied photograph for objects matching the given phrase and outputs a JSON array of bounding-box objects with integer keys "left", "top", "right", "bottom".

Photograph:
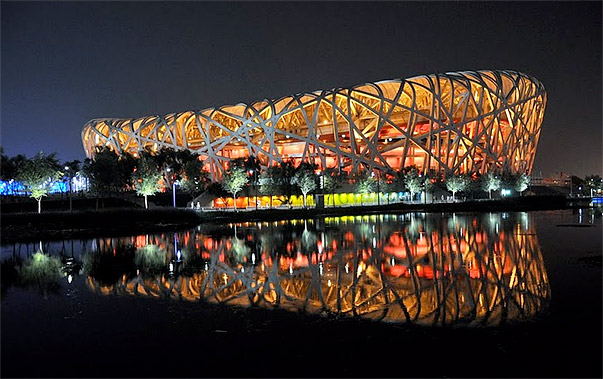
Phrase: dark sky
[{"left": 1, "top": 1, "right": 601, "bottom": 177}]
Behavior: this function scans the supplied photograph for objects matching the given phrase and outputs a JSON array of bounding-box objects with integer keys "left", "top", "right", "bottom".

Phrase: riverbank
[
  {"left": 1, "top": 208, "right": 200, "bottom": 243},
  {"left": 0, "top": 195, "right": 574, "bottom": 243}
]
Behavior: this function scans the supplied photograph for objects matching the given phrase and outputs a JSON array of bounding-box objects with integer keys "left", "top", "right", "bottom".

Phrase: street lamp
[
  {"left": 377, "top": 171, "right": 381, "bottom": 206},
  {"left": 64, "top": 166, "right": 72, "bottom": 211},
  {"left": 173, "top": 180, "right": 179, "bottom": 208},
  {"left": 371, "top": 171, "right": 381, "bottom": 206},
  {"left": 165, "top": 167, "right": 179, "bottom": 208},
  {"left": 248, "top": 169, "right": 257, "bottom": 209}
]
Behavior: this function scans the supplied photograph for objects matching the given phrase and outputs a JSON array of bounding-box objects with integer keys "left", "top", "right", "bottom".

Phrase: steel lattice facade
[{"left": 82, "top": 70, "right": 546, "bottom": 180}]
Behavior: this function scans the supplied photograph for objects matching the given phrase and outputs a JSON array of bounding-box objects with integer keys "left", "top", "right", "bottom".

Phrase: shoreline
[{"left": 0, "top": 195, "right": 587, "bottom": 243}]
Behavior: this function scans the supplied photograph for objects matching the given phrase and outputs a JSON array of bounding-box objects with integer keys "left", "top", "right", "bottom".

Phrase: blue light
[
  {"left": 0, "top": 181, "right": 25, "bottom": 195},
  {"left": 0, "top": 180, "right": 68, "bottom": 195}
]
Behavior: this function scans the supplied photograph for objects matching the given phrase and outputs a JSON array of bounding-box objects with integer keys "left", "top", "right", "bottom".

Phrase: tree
[
  {"left": 20, "top": 248, "right": 63, "bottom": 296},
  {"left": 82, "top": 147, "right": 121, "bottom": 208},
  {"left": 63, "top": 160, "right": 81, "bottom": 211},
  {"left": 230, "top": 156, "right": 262, "bottom": 204},
  {"left": 584, "top": 175, "right": 603, "bottom": 196},
  {"left": 132, "top": 156, "right": 163, "bottom": 209},
  {"left": 154, "top": 147, "right": 199, "bottom": 194},
  {"left": 230, "top": 156, "right": 261, "bottom": 174},
  {"left": 0, "top": 147, "right": 15, "bottom": 181},
  {"left": 514, "top": 173, "right": 530, "bottom": 195},
  {"left": 1, "top": 148, "right": 27, "bottom": 195},
  {"left": 259, "top": 171, "right": 278, "bottom": 208},
  {"left": 356, "top": 173, "right": 377, "bottom": 205},
  {"left": 221, "top": 165, "right": 248, "bottom": 210},
  {"left": 320, "top": 168, "right": 340, "bottom": 206},
  {"left": 445, "top": 174, "right": 469, "bottom": 201},
  {"left": 465, "top": 173, "right": 482, "bottom": 200},
  {"left": 265, "top": 161, "right": 297, "bottom": 207},
  {"left": 16, "top": 152, "right": 62, "bottom": 213},
  {"left": 180, "top": 159, "right": 210, "bottom": 199},
  {"left": 424, "top": 177, "right": 437, "bottom": 203},
  {"left": 481, "top": 172, "right": 501, "bottom": 199},
  {"left": 293, "top": 169, "right": 317, "bottom": 208},
  {"left": 403, "top": 167, "right": 424, "bottom": 202},
  {"left": 390, "top": 169, "right": 407, "bottom": 193},
  {"left": 116, "top": 153, "right": 137, "bottom": 193}
]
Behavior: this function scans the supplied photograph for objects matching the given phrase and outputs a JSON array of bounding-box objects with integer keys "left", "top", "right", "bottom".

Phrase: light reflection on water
[{"left": 2, "top": 212, "right": 551, "bottom": 326}]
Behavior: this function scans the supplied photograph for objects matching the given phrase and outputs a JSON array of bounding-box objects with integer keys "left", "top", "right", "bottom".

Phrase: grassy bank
[
  {"left": 1, "top": 195, "right": 570, "bottom": 243},
  {"left": 1, "top": 208, "right": 200, "bottom": 243}
]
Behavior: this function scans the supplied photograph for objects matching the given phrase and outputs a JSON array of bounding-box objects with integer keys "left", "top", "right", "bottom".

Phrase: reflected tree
[
  {"left": 19, "top": 244, "right": 63, "bottom": 296},
  {"left": 84, "top": 213, "right": 550, "bottom": 327},
  {"left": 83, "top": 242, "right": 137, "bottom": 285},
  {"left": 135, "top": 244, "right": 167, "bottom": 274}
]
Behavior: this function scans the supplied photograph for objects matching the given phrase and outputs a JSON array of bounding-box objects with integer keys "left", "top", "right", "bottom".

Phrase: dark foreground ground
[
  {"left": 1, "top": 210, "right": 601, "bottom": 378},
  {"left": 1, "top": 195, "right": 572, "bottom": 243}
]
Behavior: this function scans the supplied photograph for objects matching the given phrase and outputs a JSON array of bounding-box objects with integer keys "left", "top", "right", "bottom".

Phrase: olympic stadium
[{"left": 82, "top": 70, "right": 546, "bottom": 180}]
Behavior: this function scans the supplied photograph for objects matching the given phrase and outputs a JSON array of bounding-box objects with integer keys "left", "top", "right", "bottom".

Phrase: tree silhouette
[{"left": 63, "top": 159, "right": 81, "bottom": 211}]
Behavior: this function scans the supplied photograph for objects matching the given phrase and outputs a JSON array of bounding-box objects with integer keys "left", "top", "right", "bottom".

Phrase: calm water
[{"left": 1, "top": 209, "right": 601, "bottom": 377}]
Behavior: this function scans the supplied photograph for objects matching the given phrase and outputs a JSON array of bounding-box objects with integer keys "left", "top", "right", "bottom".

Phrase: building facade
[{"left": 82, "top": 70, "right": 546, "bottom": 180}]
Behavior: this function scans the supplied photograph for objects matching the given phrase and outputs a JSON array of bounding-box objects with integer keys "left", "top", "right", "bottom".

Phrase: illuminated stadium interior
[{"left": 82, "top": 70, "right": 546, "bottom": 180}]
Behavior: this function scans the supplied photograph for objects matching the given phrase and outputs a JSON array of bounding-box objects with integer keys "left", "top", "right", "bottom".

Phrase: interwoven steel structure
[{"left": 82, "top": 70, "right": 546, "bottom": 180}]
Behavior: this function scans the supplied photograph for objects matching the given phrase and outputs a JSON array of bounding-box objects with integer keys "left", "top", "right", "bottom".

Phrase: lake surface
[{"left": 1, "top": 209, "right": 601, "bottom": 377}]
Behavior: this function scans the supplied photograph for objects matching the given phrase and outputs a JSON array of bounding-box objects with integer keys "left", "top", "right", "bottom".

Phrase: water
[{"left": 1, "top": 209, "right": 601, "bottom": 377}]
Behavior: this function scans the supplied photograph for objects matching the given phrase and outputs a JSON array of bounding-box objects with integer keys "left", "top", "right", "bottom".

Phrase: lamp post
[
  {"left": 165, "top": 167, "right": 175, "bottom": 207},
  {"left": 377, "top": 170, "right": 381, "bottom": 206},
  {"left": 248, "top": 169, "right": 257, "bottom": 209},
  {"left": 172, "top": 181, "right": 177, "bottom": 208},
  {"left": 321, "top": 172, "right": 325, "bottom": 208},
  {"left": 254, "top": 170, "right": 258, "bottom": 210},
  {"left": 371, "top": 171, "right": 381, "bottom": 206},
  {"left": 64, "top": 165, "right": 73, "bottom": 212}
]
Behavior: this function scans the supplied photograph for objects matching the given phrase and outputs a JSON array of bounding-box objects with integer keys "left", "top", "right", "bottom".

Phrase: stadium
[{"left": 82, "top": 70, "right": 546, "bottom": 180}]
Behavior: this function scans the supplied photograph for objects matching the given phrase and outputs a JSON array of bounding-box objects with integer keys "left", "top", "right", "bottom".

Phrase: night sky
[{"left": 1, "top": 1, "right": 601, "bottom": 177}]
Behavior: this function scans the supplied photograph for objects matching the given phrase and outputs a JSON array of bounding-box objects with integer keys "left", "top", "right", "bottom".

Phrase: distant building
[
  {"left": 82, "top": 70, "right": 547, "bottom": 180},
  {"left": 531, "top": 172, "right": 572, "bottom": 186}
]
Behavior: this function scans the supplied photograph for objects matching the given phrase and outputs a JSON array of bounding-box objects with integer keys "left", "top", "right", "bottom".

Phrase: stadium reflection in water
[{"left": 85, "top": 212, "right": 550, "bottom": 326}]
